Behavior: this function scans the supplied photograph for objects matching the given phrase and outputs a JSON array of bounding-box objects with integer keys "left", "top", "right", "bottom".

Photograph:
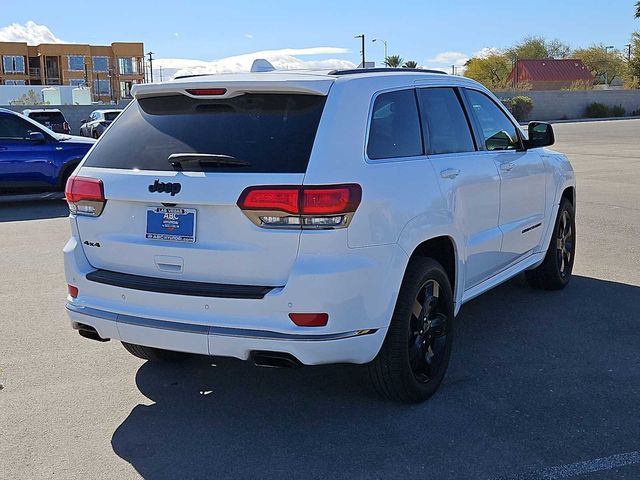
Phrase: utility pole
[
  {"left": 146, "top": 51, "right": 155, "bottom": 82},
  {"left": 626, "top": 44, "right": 632, "bottom": 62},
  {"left": 604, "top": 45, "right": 614, "bottom": 86},
  {"left": 354, "top": 34, "right": 365, "bottom": 67}
]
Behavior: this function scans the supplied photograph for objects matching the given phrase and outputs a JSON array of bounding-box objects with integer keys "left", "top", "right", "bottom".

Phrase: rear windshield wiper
[{"left": 168, "top": 153, "right": 251, "bottom": 168}]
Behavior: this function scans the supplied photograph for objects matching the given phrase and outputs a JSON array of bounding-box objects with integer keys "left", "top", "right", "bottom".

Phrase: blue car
[{"left": 0, "top": 108, "right": 95, "bottom": 193}]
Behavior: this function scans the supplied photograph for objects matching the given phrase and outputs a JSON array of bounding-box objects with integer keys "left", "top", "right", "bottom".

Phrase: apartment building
[{"left": 0, "top": 41, "right": 145, "bottom": 102}]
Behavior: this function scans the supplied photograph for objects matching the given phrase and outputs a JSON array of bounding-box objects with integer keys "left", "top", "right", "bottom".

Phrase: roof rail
[{"left": 327, "top": 67, "right": 446, "bottom": 76}]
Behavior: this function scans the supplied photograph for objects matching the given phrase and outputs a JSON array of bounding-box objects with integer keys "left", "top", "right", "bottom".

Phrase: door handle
[
  {"left": 440, "top": 168, "right": 460, "bottom": 179},
  {"left": 500, "top": 162, "right": 515, "bottom": 172},
  {"left": 0, "top": 146, "right": 7, "bottom": 151}
]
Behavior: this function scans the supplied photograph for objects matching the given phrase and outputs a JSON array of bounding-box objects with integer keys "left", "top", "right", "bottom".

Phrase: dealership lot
[{"left": 0, "top": 120, "right": 639, "bottom": 479}]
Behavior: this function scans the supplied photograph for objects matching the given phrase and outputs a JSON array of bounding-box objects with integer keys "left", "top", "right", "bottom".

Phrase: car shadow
[
  {"left": 0, "top": 199, "right": 68, "bottom": 222},
  {"left": 111, "top": 275, "right": 640, "bottom": 480}
]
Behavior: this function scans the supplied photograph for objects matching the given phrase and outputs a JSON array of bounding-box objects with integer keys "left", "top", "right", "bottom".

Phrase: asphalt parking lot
[{"left": 1, "top": 119, "right": 639, "bottom": 480}]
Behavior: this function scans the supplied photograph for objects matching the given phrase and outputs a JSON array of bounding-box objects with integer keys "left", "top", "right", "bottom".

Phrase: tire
[
  {"left": 59, "top": 163, "right": 79, "bottom": 190},
  {"left": 121, "top": 342, "right": 188, "bottom": 362},
  {"left": 368, "top": 257, "right": 454, "bottom": 403},
  {"left": 92, "top": 131, "right": 99, "bottom": 139},
  {"left": 525, "top": 198, "right": 575, "bottom": 290}
]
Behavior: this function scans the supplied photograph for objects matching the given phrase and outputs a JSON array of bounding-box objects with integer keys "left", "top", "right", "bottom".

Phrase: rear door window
[
  {"left": 417, "top": 88, "right": 475, "bottom": 155},
  {"left": 367, "top": 89, "right": 423, "bottom": 160},
  {"left": 83, "top": 93, "right": 327, "bottom": 173}
]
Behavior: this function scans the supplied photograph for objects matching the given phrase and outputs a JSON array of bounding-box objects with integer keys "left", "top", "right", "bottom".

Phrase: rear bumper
[
  {"left": 64, "top": 226, "right": 408, "bottom": 365},
  {"left": 66, "top": 303, "right": 388, "bottom": 365}
]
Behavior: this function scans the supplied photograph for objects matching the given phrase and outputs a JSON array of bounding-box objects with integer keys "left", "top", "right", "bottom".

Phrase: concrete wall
[
  {"left": 495, "top": 90, "right": 640, "bottom": 121},
  {"left": 4, "top": 102, "right": 131, "bottom": 135}
]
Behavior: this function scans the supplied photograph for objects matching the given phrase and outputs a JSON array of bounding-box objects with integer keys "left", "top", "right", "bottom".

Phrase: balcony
[{"left": 29, "top": 67, "right": 41, "bottom": 77}]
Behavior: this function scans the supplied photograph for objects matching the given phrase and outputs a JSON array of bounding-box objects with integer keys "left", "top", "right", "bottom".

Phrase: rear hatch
[
  {"left": 29, "top": 111, "right": 67, "bottom": 133},
  {"left": 73, "top": 81, "right": 330, "bottom": 287}
]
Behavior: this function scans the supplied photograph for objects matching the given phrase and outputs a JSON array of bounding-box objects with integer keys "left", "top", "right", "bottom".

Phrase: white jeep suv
[{"left": 64, "top": 65, "right": 576, "bottom": 403}]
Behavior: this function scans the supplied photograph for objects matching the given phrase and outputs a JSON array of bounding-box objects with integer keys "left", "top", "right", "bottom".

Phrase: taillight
[
  {"left": 63, "top": 121, "right": 70, "bottom": 132},
  {"left": 237, "top": 184, "right": 361, "bottom": 229},
  {"left": 65, "top": 176, "right": 106, "bottom": 216}
]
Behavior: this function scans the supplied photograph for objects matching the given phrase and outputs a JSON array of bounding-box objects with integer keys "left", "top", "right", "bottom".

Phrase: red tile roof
[{"left": 507, "top": 59, "right": 593, "bottom": 83}]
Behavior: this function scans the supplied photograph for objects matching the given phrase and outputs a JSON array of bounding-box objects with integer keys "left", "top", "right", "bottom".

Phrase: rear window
[
  {"left": 83, "top": 93, "right": 326, "bottom": 173},
  {"left": 29, "top": 112, "right": 65, "bottom": 124},
  {"left": 104, "top": 112, "right": 120, "bottom": 121}
]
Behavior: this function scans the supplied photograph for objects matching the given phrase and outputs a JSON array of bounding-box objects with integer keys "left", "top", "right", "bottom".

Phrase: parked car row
[{"left": 21, "top": 108, "right": 123, "bottom": 138}]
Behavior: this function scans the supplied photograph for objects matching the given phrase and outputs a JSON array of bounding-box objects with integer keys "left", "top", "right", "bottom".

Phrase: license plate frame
[{"left": 145, "top": 207, "right": 197, "bottom": 243}]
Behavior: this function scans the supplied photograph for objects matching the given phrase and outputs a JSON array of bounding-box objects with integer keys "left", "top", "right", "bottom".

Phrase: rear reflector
[
  {"left": 68, "top": 284, "right": 79, "bottom": 298},
  {"left": 65, "top": 176, "right": 105, "bottom": 216},
  {"left": 289, "top": 313, "right": 328, "bottom": 327},
  {"left": 237, "top": 184, "right": 361, "bottom": 229},
  {"left": 186, "top": 88, "right": 227, "bottom": 96}
]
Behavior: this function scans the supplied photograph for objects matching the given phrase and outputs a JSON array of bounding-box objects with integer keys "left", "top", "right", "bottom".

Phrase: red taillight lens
[
  {"left": 68, "top": 284, "right": 78, "bottom": 298},
  {"left": 301, "top": 185, "right": 361, "bottom": 214},
  {"left": 65, "top": 176, "right": 105, "bottom": 216},
  {"left": 237, "top": 184, "right": 361, "bottom": 229},
  {"left": 63, "top": 121, "right": 70, "bottom": 131},
  {"left": 289, "top": 313, "right": 328, "bottom": 327},
  {"left": 186, "top": 88, "right": 227, "bottom": 96},
  {"left": 238, "top": 187, "right": 300, "bottom": 214}
]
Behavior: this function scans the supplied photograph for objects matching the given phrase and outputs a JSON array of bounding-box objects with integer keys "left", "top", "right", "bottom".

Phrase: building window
[
  {"left": 118, "top": 57, "right": 139, "bottom": 75},
  {"left": 69, "top": 79, "right": 86, "bottom": 87},
  {"left": 4, "top": 80, "right": 27, "bottom": 85},
  {"left": 68, "top": 55, "right": 85, "bottom": 72},
  {"left": 94, "top": 79, "right": 111, "bottom": 96},
  {"left": 92, "top": 56, "right": 109, "bottom": 72},
  {"left": 3, "top": 55, "right": 26, "bottom": 74}
]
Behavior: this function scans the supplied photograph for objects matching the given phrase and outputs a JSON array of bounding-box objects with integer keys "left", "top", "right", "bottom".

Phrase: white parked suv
[{"left": 64, "top": 64, "right": 576, "bottom": 403}]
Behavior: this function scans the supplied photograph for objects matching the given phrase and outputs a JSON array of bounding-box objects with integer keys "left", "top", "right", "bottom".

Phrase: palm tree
[
  {"left": 636, "top": 0, "right": 640, "bottom": 17},
  {"left": 384, "top": 55, "right": 404, "bottom": 68},
  {"left": 402, "top": 60, "right": 419, "bottom": 68}
]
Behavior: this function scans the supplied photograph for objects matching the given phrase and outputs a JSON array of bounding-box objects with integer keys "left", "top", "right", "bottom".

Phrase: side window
[
  {"left": 466, "top": 90, "right": 520, "bottom": 151},
  {"left": 417, "top": 88, "right": 475, "bottom": 155},
  {"left": 367, "top": 89, "right": 423, "bottom": 160},
  {"left": 0, "top": 114, "right": 37, "bottom": 140}
]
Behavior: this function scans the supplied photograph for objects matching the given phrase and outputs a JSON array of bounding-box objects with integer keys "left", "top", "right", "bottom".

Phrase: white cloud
[
  {"left": 472, "top": 47, "right": 501, "bottom": 59},
  {"left": 0, "top": 21, "right": 65, "bottom": 44},
  {"left": 244, "top": 33, "right": 254, "bottom": 39},
  {"left": 427, "top": 51, "right": 469, "bottom": 67},
  {"left": 153, "top": 47, "right": 355, "bottom": 80}
]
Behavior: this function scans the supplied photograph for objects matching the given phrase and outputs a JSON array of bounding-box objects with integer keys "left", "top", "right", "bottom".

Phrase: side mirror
[
  {"left": 29, "top": 132, "right": 46, "bottom": 144},
  {"left": 525, "top": 122, "right": 554, "bottom": 149}
]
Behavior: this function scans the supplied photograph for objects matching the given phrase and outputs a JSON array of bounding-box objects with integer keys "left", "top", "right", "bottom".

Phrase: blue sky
[{"left": 1, "top": 0, "right": 639, "bottom": 73}]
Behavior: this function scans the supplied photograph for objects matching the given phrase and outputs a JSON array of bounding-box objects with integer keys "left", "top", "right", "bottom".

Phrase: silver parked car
[{"left": 79, "top": 109, "right": 122, "bottom": 139}]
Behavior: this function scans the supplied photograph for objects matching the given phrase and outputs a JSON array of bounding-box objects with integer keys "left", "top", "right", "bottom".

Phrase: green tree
[
  {"left": 573, "top": 45, "right": 626, "bottom": 85},
  {"left": 626, "top": 32, "right": 640, "bottom": 88},
  {"left": 384, "top": 55, "right": 404, "bottom": 68},
  {"left": 506, "top": 36, "right": 571, "bottom": 60},
  {"left": 463, "top": 53, "right": 512, "bottom": 90},
  {"left": 402, "top": 60, "right": 419, "bottom": 68},
  {"left": 636, "top": 1, "right": 640, "bottom": 18}
]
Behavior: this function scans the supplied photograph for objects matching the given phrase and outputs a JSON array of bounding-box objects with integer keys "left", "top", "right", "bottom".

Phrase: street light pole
[
  {"left": 372, "top": 38, "right": 388, "bottom": 66},
  {"left": 354, "top": 34, "right": 365, "bottom": 68},
  {"left": 604, "top": 45, "right": 615, "bottom": 86},
  {"left": 146, "top": 51, "right": 155, "bottom": 82},
  {"left": 625, "top": 44, "right": 632, "bottom": 62}
]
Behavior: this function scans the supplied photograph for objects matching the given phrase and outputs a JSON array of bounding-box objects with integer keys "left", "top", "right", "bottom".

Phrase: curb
[{"left": 519, "top": 116, "right": 640, "bottom": 125}]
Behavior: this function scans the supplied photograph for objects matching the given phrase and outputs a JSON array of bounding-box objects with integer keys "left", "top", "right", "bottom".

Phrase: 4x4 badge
[{"left": 149, "top": 179, "right": 181, "bottom": 196}]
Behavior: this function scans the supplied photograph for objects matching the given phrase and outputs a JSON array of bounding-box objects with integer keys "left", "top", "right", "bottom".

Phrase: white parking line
[{"left": 499, "top": 451, "right": 640, "bottom": 480}]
